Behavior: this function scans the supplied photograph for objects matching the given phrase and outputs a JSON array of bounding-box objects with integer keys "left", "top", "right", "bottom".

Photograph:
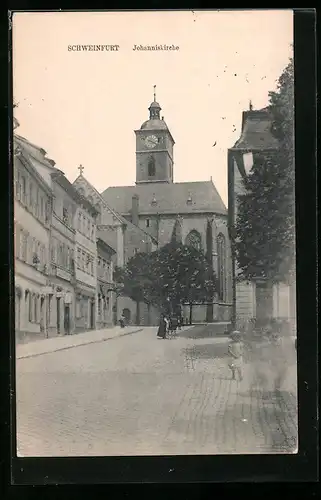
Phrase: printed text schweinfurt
[{"left": 68, "top": 45, "right": 120, "bottom": 51}]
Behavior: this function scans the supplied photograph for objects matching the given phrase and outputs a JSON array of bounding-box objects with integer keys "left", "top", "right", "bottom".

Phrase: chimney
[{"left": 131, "top": 194, "right": 139, "bottom": 226}]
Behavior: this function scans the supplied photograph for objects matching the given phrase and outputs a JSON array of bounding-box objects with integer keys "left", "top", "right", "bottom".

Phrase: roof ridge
[
  {"left": 74, "top": 176, "right": 125, "bottom": 224},
  {"left": 14, "top": 134, "right": 47, "bottom": 155}
]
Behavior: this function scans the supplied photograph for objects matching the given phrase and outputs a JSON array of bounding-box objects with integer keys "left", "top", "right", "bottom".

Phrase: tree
[
  {"left": 113, "top": 252, "right": 154, "bottom": 325},
  {"left": 235, "top": 57, "right": 295, "bottom": 284},
  {"left": 114, "top": 243, "right": 217, "bottom": 325}
]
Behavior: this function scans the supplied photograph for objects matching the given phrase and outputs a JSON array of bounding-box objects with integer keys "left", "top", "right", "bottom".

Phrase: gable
[
  {"left": 233, "top": 109, "right": 279, "bottom": 151},
  {"left": 73, "top": 175, "right": 124, "bottom": 226}
]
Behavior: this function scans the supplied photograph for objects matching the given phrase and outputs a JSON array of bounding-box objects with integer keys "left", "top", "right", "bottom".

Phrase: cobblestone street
[{"left": 16, "top": 326, "right": 297, "bottom": 457}]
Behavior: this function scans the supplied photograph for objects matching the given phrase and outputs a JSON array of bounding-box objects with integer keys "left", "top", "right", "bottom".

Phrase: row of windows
[
  {"left": 15, "top": 171, "right": 50, "bottom": 225},
  {"left": 76, "top": 248, "right": 95, "bottom": 276},
  {"left": 77, "top": 211, "right": 96, "bottom": 241},
  {"left": 50, "top": 237, "right": 74, "bottom": 272},
  {"left": 75, "top": 296, "right": 95, "bottom": 318},
  {"left": 97, "top": 257, "right": 112, "bottom": 281},
  {"left": 14, "top": 223, "right": 47, "bottom": 269},
  {"left": 24, "top": 291, "right": 42, "bottom": 324}
]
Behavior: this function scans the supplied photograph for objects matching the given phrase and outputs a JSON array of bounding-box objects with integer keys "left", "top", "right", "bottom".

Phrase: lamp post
[{"left": 229, "top": 149, "right": 254, "bottom": 329}]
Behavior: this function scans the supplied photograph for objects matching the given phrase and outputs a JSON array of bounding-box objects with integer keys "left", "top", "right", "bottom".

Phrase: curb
[{"left": 17, "top": 328, "right": 144, "bottom": 360}]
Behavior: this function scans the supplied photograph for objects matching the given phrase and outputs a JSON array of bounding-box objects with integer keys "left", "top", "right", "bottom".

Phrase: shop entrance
[
  {"left": 90, "top": 301, "right": 95, "bottom": 330},
  {"left": 64, "top": 305, "right": 70, "bottom": 335}
]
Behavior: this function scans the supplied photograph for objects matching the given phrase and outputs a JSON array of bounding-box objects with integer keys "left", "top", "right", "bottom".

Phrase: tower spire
[{"left": 148, "top": 86, "right": 161, "bottom": 120}]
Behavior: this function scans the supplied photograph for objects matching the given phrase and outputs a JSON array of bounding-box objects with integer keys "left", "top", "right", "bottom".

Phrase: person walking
[
  {"left": 267, "top": 329, "right": 287, "bottom": 393},
  {"left": 169, "top": 315, "right": 178, "bottom": 338},
  {"left": 228, "top": 331, "right": 244, "bottom": 381},
  {"left": 119, "top": 314, "right": 125, "bottom": 328},
  {"left": 157, "top": 314, "right": 167, "bottom": 339}
]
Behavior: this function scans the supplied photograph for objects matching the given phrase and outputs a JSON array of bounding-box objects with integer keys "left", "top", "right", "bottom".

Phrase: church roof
[
  {"left": 233, "top": 108, "right": 279, "bottom": 150},
  {"left": 101, "top": 180, "right": 227, "bottom": 216}
]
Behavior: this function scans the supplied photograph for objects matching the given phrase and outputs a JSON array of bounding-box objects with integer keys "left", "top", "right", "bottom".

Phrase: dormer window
[
  {"left": 148, "top": 157, "right": 156, "bottom": 177},
  {"left": 151, "top": 194, "right": 157, "bottom": 206}
]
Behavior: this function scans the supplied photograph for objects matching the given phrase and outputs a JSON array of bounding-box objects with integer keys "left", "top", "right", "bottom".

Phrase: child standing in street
[{"left": 228, "top": 331, "right": 244, "bottom": 381}]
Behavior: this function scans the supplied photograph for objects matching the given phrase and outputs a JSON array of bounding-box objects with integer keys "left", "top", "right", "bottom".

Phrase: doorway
[
  {"left": 123, "top": 308, "right": 131, "bottom": 325},
  {"left": 90, "top": 301, "right": 95, "bottom": 330},
  {"left": 255, "top": 282, "right": 273, "bottom": 323},
  {"left": 64, "top": 305, "right": 70, "bottom": 335},
  {"left": 40, "top": 296, "right": 45, "bottom": 334},
  {"left": 15, "top": 290, "right": 21, "bottom": 332},
  {"left": 56, "top": 298, "right": 61, "bottom": 334}
]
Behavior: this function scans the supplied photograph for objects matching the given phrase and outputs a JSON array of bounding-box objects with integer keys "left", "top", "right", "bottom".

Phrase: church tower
[{"left": 135, "top": 86, "right": 175, "bottom": 184}]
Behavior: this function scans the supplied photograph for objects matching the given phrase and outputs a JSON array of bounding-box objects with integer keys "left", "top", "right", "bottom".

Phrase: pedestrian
[
  {"left": 119, "top": 314, "right": 125, "bottom": 328},
  {"left": 169, "top": 315, "right": 178, "bottom": 338},
  {"left": 157, "top": 314, "right": 167, "bottom": 339},
  {"left": 267, "top": 329, "right": 287, "bottom": 393},
  {"left": 164, "top": 315, "right": 169, "bottom": 338},
  {"left": 228, "top": 331, "right": 244, "bottom": 381}
]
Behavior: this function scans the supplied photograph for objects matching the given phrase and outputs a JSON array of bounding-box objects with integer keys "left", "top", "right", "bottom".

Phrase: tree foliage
[
  {"left": 113, "top": 252, "right": 154, "bottom": 304},
  {"left": 235, "top": 57, "right": 295, "bottom": 283},
  {"left": 149, "top": 242, "right": 217, "bottom": 312},
  {"left": 114, "top": 242, "right": 217, "bottom": 315}
]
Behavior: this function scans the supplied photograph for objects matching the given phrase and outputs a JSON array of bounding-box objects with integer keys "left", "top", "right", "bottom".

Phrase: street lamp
[{"left": 242, "top": 151, "right": 254, "bottom": 174}]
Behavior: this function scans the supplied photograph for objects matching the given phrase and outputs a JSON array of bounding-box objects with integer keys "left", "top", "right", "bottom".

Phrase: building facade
[
  {"left": 101, "top": 92, "right": 232, "bottom": 323},
  {"left": 96, "top": 232, "right": 115, "bottom": 329},
  {"left": 13, "top": 136, "right": 53, "bottom": 342},
  {"left": 228, "top": 106, "right": 296, "bottom": 330},
  {"left": 73, "top": 170, "right": 158, "bottom": 326},
  {"left": 14, "top": 130, "right": 100, "bottom": 338}
]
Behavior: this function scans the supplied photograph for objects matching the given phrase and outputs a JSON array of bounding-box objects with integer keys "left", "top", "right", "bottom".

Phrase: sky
[{"left": 13, "top": 10, "right": 293, "bottom": 206}]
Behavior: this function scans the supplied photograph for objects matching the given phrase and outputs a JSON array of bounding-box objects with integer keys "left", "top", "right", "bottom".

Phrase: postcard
[{"left": 12, "top": 9, "right": 297, "bottom": 459}]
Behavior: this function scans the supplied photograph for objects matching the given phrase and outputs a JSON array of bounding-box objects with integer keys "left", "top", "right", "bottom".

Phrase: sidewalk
[{"left": 16, "top": 325, "right": 146, "bottom": 359}]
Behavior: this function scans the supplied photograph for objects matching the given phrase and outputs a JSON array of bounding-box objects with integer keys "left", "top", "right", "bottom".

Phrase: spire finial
[
  {"left": 78, "top": 164, "right": 84, "bottom": 176},
  {"left": 153, "top": 85, "right": 156, "bottom": 102},
  {"left": 249, "top": 99, "right": 253, "bottom": 111}
]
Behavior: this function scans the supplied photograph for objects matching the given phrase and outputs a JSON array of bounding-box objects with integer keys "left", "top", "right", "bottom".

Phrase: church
[{"left": 100, "top": 89, "right": 232, "bottom": 324}]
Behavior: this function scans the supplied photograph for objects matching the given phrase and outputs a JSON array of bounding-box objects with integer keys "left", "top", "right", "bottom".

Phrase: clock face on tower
[{"left": 145, "top": 135, "right": 158, "bottom": 148}]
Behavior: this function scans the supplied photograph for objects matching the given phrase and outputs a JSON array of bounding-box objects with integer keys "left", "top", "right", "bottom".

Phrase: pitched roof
[
  {"left": 101, "top": 180, "right": 227, "bottom": 216},
  {"left": 73, "top": 174, "right": 125, "bottom": 225},
  {"left": 14, "top": 134, "right": 58, "bottom": 169},
  {"left": 51, "top": 172, "right": 98, "bottom": 216},
  {"left": 13, "top": 136, "right": 54, "bottom": 195},
  {"left": 73, "top": 174, "right": 158, "bottom": 244},
  {"left": 233, "top": 108, "right": 279, "bottom": 150},
  {"left": 97, "top": 230, "right": 116, "bottom": 254}
]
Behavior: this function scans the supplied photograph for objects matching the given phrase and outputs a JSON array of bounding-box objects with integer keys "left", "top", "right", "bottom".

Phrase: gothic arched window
[
  {"left": 77, "top": 187, "right": 85, "bottom": 197},
  {"left": 217, "top": 233, "right": 226, "bottom": 301},
  {"left": 185, "top": 230, "right": 202, "bottom": 252},
  {"left": 87, "top": 195, "right": 93, "bottom": 205},
  {"left": 148, "top": 157, "right": 156, "bottom": 177}
]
